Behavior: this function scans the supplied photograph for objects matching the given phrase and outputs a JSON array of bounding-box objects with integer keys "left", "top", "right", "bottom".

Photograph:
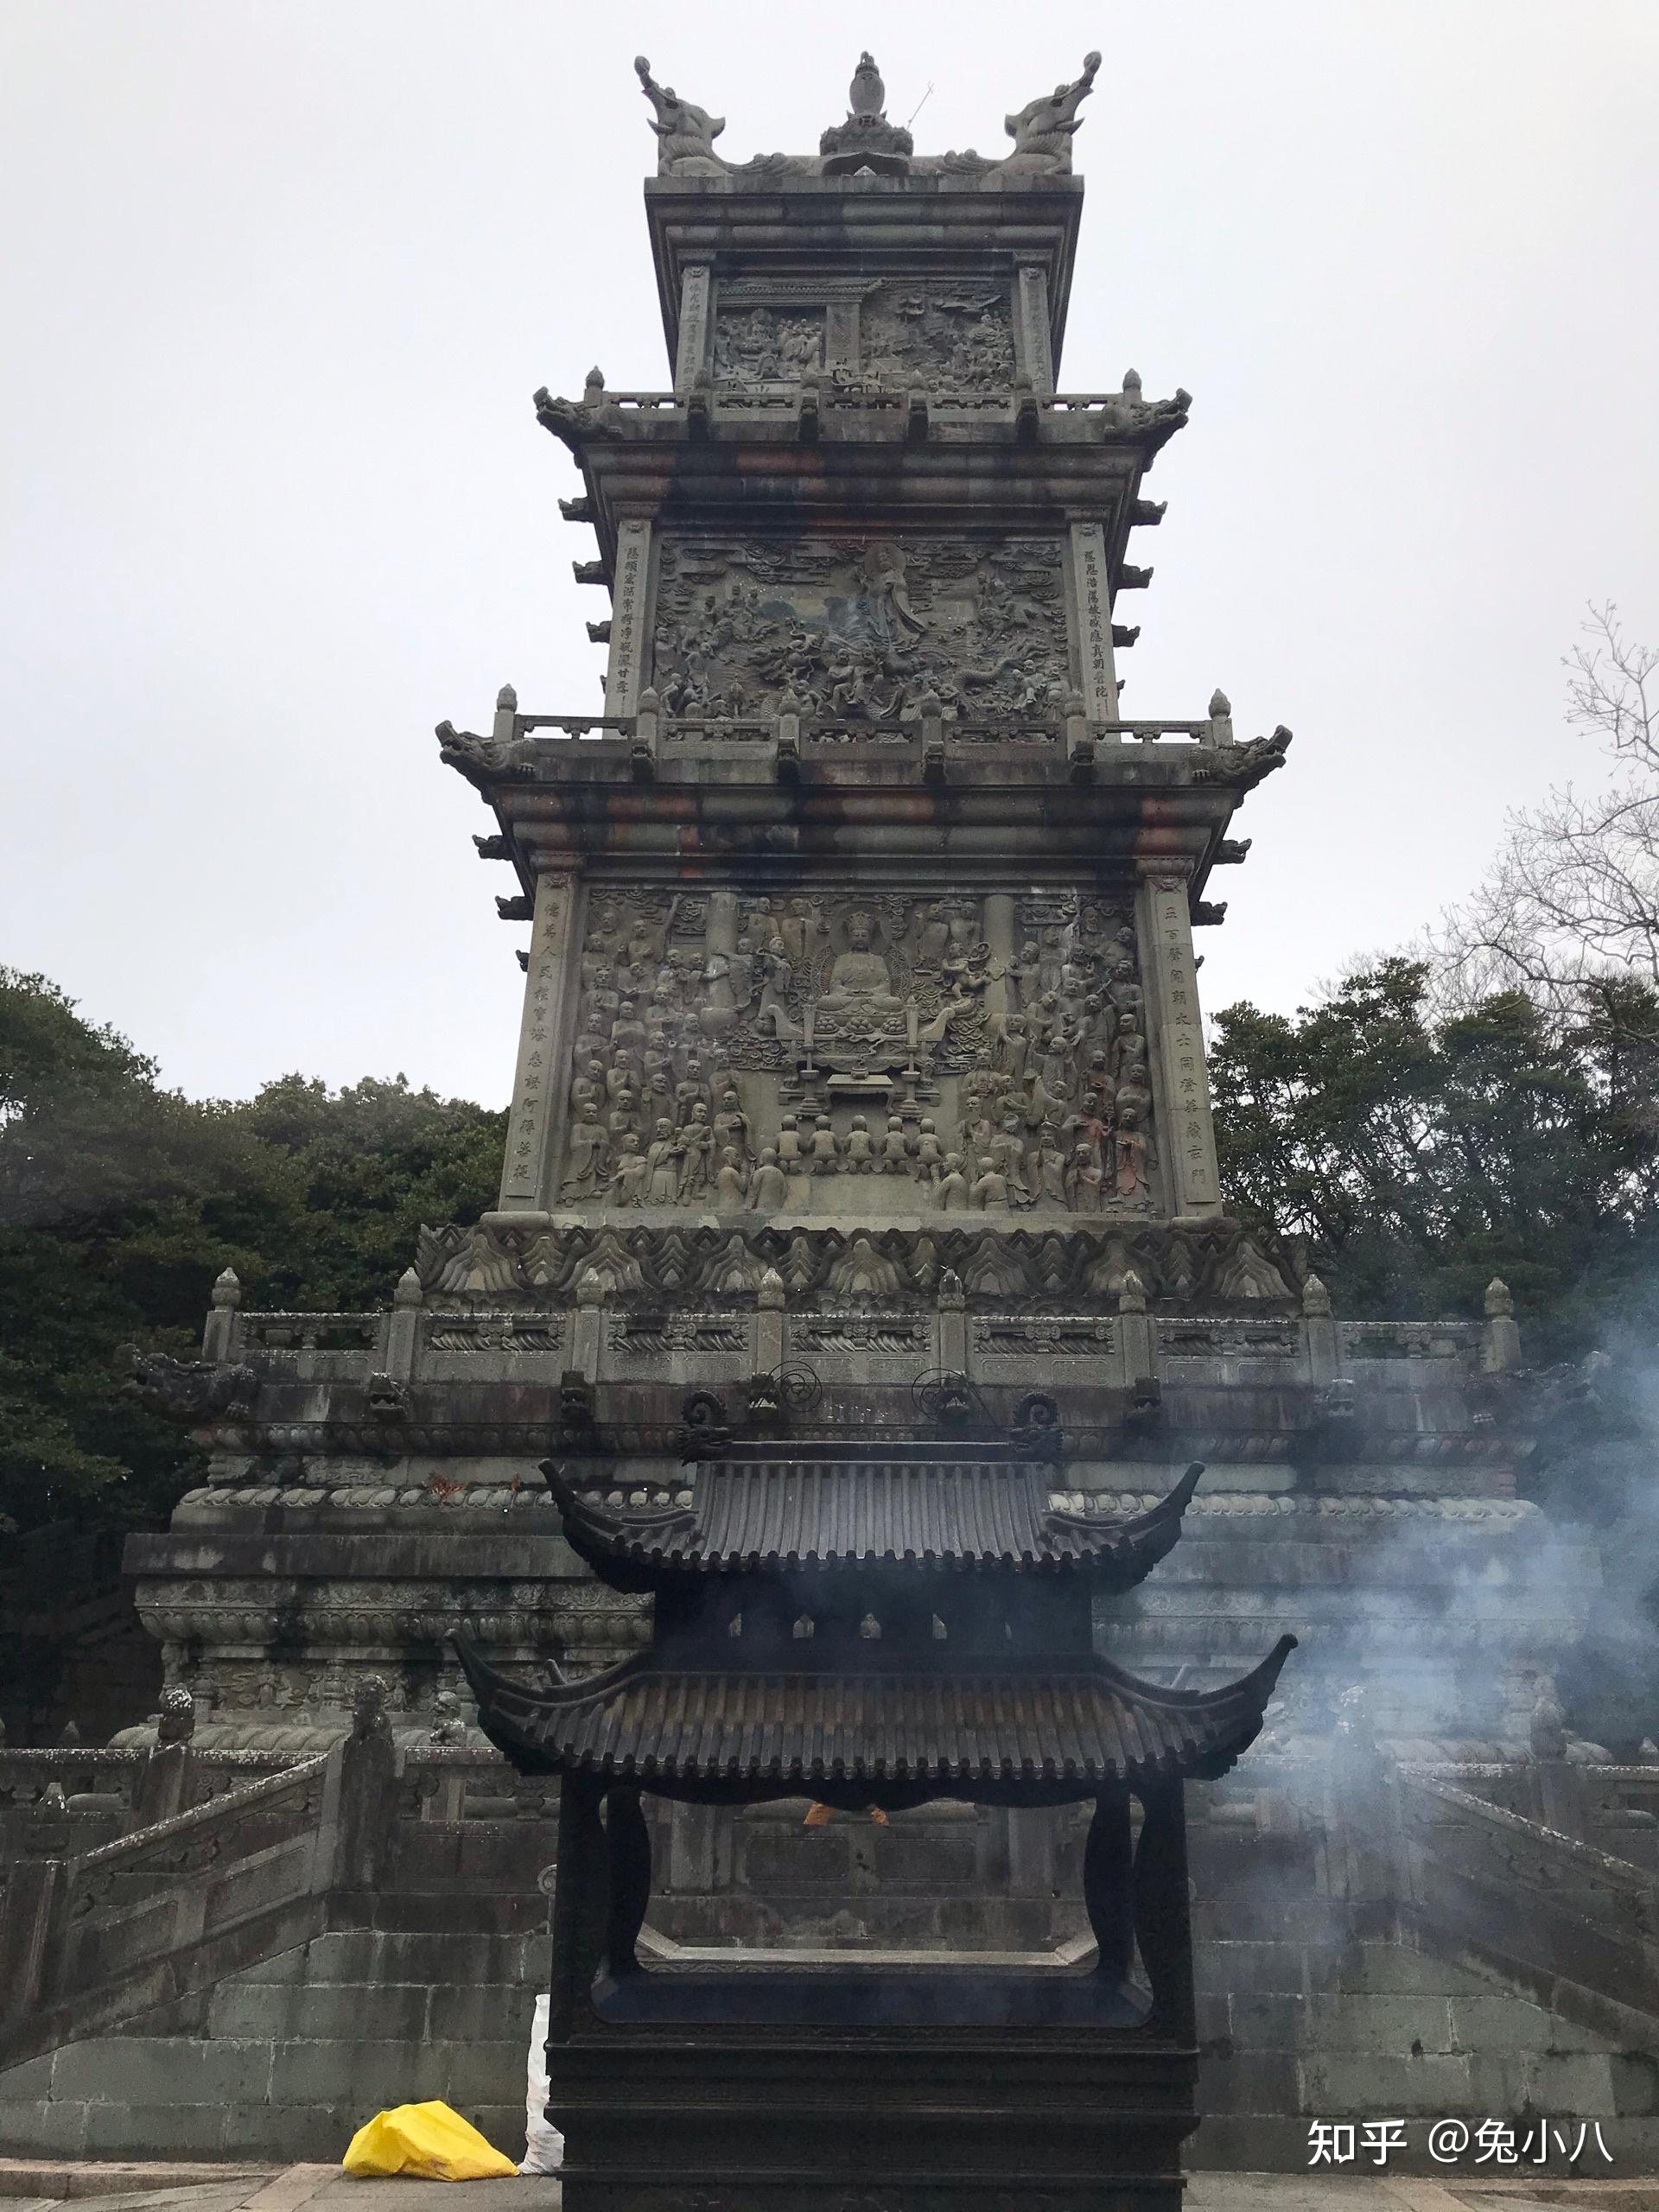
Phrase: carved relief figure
[
  {"left": 553, "top": 885, "right": 1159, "bottom": 1219},
  {"left": 651, "top": 533, "right": 1067, "bottom": 727},
  {"left": 859, "top": 282, "right": 1015, "bottom": 392},
  {"left": 712, "top": 308, "right": 824, "bottom": 383}
]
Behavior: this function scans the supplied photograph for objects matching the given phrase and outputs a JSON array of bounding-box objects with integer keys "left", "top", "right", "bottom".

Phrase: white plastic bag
[{"left": 520, "top": 1993, "right": 566, "bottom": 2176}]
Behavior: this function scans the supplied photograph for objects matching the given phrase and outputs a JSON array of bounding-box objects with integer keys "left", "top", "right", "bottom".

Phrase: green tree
[
  {"left": 1210, "top": 957, "right": 1659, "bottom": 1352},
  {"left": 0, "top": 969, "right": 504, "bottom": 1541}
]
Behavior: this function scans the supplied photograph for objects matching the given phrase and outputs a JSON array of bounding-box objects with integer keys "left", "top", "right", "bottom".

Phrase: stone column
[
  {"left": 1136, "top": 869, "right": 1223, "bottom": 1218},
  {"left": 673, "top": 262, "right": 712, "bottom": 391},
  {"left": 497, "top": 868, "right": 582, "bottom": 1212},
  {"left": 1014, "top": 264, "right": 1055, "bottom": 394},
  {"left": 604, "top": 518, "right": 652, "bottom": 715},
  {"left": 1065, "top": 522, "right": 1120, "bottom": 721}
]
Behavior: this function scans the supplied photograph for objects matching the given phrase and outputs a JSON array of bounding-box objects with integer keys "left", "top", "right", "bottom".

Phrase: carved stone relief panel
[
  {"left": 650, "top": 533, "right": 1069, "bottom": 726},
  {"left": 858, "top": 281, "right": 1015, "bottom": 391},
  {"left": 711, "top": 306, "right": 825, "bottom": 383},
  {"left": 554, "top": 885, "right": 1159, "bottom": 1222}
]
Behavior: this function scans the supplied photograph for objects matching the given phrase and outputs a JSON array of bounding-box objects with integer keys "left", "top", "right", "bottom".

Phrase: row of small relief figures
[{"left": 562, "top": 1087, "right": 1155, "bottom": 1214}]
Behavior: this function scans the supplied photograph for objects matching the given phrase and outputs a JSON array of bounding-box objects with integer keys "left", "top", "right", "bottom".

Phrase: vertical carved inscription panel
[
  {"left": 501, "top": 877, "right": 575, "bottom": 1207},
  {"left": 1144, "top": 876, "right": 1220, "bottom": 1216},
  {"left": 1068, "top": 522, "right": 1118, "bottom": 721},
  {"left": 605, "top": 519, "right": 651, "bottom": 714}
]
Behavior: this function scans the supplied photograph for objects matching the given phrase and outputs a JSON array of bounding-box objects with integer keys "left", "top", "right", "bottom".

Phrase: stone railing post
[
  {"left": 492, "top": 683, "right": 518, "bottom": 745},
  {"left": 201, "top": 1267, "right": 240, "bottom": 1362},
  {"left": 1117, "top": 1272, "right": 1154, "bottom": 1391},
  {"left": 334, "top": 1677, "right": 397, "bottom": 1893},
  {"left": 1300, "top": 1273, "right": 1341, "bottom": 1387},
  {"left": 382, "top": 1266, "right": 423, "bottom": 1382},
  {"left": 1207, "top": 688, "right": 1234, "bottom": 747},
  {"left": 131, "top": 1688, "right": 198, "bottom": 1830},
  {"left": 937, "top": 1269, "right": 968, "bottom": 1375},
  {"left": 1482, "top": 1277, "right": 1522, "bottom": 1372},
  {"left": 632, "top": 684, "right": 659, "bottom": 781},
  {"left": 775, "top": 699, "right": 802, "bottom": 779},
  {"left": 755, "top": 1268, "right": 785, "bottom": 1374},
  {"left": 1063, "top": 685, "right": 1095, "bottom": 776},
  {"left": 569, "top": 1268, "right": 607, "bottom": 1382}
]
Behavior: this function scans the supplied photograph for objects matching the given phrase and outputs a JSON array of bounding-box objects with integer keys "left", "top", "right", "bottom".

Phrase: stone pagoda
[{"left": 30, "top": 41, "right": 1643, "bottom": 2174}]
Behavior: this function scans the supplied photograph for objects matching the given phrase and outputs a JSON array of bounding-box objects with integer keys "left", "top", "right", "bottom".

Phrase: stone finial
[
  {"left": 1529, "top": 1679, "right": 1568, "bottom": 1761},
  {"left": 636, "top": 685, "right": 661, "bottom": 716},
  {"left": 429, "top": 1688, "right": 465, "bottom": 1747},
  {"left": 1484, "top": 1277, "right": 1514, "bottom": 1319},
  {"left": 576, "top": 1267, "right": 607, "bottom": 1309},
  {"left": 819, "top": 49, "right": 913, "bottom": 176},
  {"left": 1301, "top": 1272, "right": 1332, "bottom": 1319},
  {"left": 156, "top": 1685, "right": 197, "bottom": 1746},
  {"left": 59, "top": 1720, "right": 81, "bottom": 1748},
  {"left": 394, "top": 1266, "right": 423, "bottom": 1309},
  {"left": 1332, "top": 1680, "right": 1378, "bottom": 1752},
  {"left": 849, "top": 52, "right": 885, "bottom": 116},
  {"left": 211, "top": 1267, "right": 241, "bottom": 1311},
  {"left": 938, "top": 1268, "right": 965, "bottom": 1311},
  {"left": 496, "top": 683, "right": 518, "bottom": 713},
  {"left": 1122, "top": 368, "right": 1143, "bottom": 397},
  {"left": 1118, "top": 1269, "right": 1147, "bottom": 1314},
  {"left": 758, "top": 1267, "right": 785, "bottom": 1312},
  {"left": 1209, "top": 689, "right": 1231, "bottom": 718}
]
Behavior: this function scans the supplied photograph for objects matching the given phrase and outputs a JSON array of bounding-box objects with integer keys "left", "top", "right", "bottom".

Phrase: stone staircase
[
  {"left": 3, "top": 1719, "right": 1657, "bottom": 2168},
  {"left": 0, "top": 1719, "right": 553, "bottom": 2164}
]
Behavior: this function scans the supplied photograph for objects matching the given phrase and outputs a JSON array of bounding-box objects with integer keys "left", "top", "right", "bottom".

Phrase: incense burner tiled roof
[
  {"left": 544, "top": 1455, "right": 1203, "bottom": 1591},
  {"left": 454, "top": 1632, "right": 1295, "bottom": 1801}
]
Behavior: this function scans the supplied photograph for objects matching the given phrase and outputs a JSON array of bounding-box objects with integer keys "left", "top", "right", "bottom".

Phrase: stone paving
[{"left": 3, "top": 2167, "right": 1658, "bottom": 2212}]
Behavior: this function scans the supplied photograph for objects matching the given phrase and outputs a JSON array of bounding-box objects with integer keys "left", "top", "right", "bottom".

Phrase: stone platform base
[{"left": 549, "top": 2026, "right": 1196, "bottom": 2212}]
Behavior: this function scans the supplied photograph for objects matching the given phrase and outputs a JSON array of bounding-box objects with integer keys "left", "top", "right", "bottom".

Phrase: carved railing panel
[{"left": 1398, "top": 1770, "right": 1659, "bottom": 2020}]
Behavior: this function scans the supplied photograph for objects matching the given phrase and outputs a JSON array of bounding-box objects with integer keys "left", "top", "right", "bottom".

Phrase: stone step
[{"left": 231, "top": 1929, "right": 543, "bottom": 1990}]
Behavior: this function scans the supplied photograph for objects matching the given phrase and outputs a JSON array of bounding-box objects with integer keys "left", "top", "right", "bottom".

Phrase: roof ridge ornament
[
  {"left": 995, "top": 51, "right": 1101, "bottom": 177},
  {"left": 821, "top": 51, "right": 914, "bottom": 177},
  {"left": 635, "top": 55, "right": 730, "bottom": 177}
]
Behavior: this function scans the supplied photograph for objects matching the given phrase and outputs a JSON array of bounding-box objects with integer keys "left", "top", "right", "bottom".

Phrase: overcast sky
[{"left": 3, "top": 2, "right": 1656, "bottom": 1107}]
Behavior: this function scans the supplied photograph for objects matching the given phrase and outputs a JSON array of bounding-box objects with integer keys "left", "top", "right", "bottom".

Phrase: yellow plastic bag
[{"left": 342, "top": 2099, "right": 518, "bottom": 2180}]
